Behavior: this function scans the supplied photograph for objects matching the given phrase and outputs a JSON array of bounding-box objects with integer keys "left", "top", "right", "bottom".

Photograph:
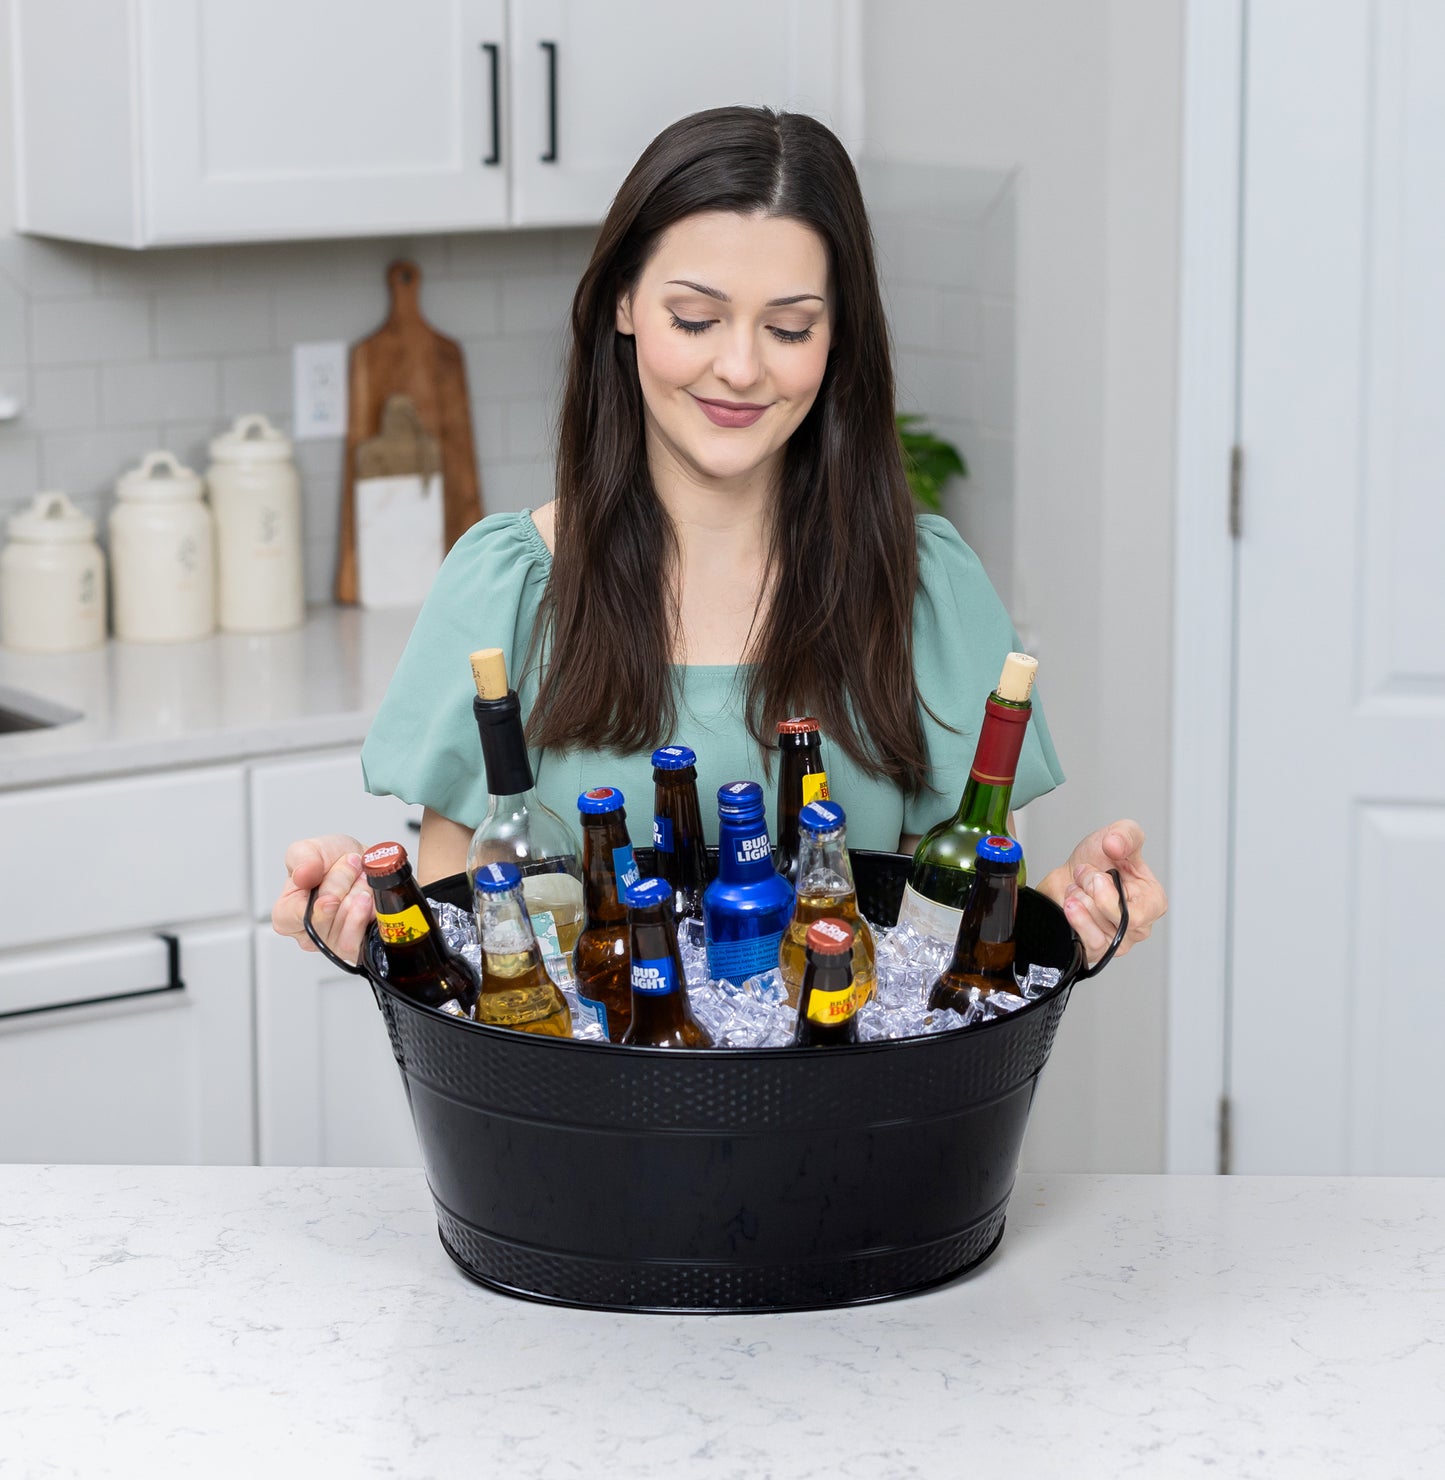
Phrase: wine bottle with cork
[
  {"left": 466, "top": 648, "right": 585, "bottom": 962},
  {"left": 896, "top": 652, "right": 1038, "bottom": 952}
]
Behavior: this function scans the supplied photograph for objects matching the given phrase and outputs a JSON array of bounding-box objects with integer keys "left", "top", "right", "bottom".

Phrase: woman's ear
[{"left": 615, "top": 294, "right": 636, "bottom": 336}]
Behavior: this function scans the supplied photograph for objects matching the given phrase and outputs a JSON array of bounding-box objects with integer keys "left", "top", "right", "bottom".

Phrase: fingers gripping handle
[
  {"left": 303, "top": 887, "right": 368, "bottom": 976},
  {"left": 1075, "top": 868, "right": 1129, "bottom": 981}
]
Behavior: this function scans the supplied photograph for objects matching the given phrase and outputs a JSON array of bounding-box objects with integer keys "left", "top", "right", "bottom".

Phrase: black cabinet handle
[
  {"left": 481, "top": 42, "right": 501, "bottom": 165},
  {"left": 540, "top": 40, "right": 558, "bottom": 162},
  {"left": 0, "top": 932, "right": 185, "bottom": 1023}
]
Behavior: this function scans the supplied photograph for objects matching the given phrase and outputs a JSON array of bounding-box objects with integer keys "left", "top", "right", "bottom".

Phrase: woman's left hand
[{"left": 1036, "top": 819, "right": 1167, "bottom": 966}]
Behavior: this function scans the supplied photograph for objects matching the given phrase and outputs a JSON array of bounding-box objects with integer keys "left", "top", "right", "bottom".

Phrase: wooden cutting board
[{"left": 334, "top": 260, "right": 483, "bottom": 604}]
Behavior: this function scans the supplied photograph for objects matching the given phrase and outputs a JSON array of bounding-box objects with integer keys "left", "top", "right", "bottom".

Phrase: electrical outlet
[{"left": 292, "top": 341, "right": 348, "bottom": 439}]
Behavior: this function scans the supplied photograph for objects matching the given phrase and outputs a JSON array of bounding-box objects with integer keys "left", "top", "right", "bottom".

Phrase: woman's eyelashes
[{"left": 667, "top": 311, "right": 815, "bottom": 344}]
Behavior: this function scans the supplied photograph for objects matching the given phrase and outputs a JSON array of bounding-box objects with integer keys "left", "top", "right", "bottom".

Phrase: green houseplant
[{"left": 896, "top": 414, "right": 967, "bottom": 512}]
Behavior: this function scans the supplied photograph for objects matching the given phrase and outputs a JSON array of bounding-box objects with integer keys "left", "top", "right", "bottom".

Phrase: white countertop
[
  {"left": 2, "top": 1167, "right": 1441, "bottom": 1478},
  {"left": 0, "top": 604, "right": 418, "bottom": 789}
]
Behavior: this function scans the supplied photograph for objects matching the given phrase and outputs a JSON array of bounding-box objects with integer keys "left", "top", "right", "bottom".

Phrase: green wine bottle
[{"left": 896, "top": 652, "right": 1037, "bottom": 950}]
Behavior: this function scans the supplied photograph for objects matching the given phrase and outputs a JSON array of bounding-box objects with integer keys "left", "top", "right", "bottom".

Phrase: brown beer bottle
[
  {"left": 572, "top": 786, "right": 640, "bottom": 1042},
  {"left": 773, "top": 716, "right": 829, "bottom": 886},
  {"left": 621, "top": 877, "right": 714, "bottom": 1048},
  {"left": 472, "top": 861, "right": 572, "bottom": 1037},
  {"left": 362, "top": 840, "right": 479, "bottom": 1017},
  {"left": 927, "top": 835, "right": 1023, "bottom": 1015},
  {"left": 651, "top": 745, "right": 708, "bottom": 923},
  {"left": 793, "top": 917, "right": 861, "bottom": 1047}
]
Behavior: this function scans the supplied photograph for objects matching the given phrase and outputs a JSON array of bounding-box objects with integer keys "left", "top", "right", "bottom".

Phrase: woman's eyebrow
[{"left": 664, "top": 279, "right": 825, "bottom": 307}]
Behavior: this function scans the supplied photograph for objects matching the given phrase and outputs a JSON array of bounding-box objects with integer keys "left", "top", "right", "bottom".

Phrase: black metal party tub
[{"left": 309, "top": 850, "right": 1123, "bottom": 1313}]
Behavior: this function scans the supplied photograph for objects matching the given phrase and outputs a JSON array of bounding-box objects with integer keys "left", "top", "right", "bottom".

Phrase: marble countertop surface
[
  {"left": 2, "top": 1167, "right": 1441, "bottom": 1478},
  {"left": 0, "top": 604, "right": 418, "bottom": 789}
]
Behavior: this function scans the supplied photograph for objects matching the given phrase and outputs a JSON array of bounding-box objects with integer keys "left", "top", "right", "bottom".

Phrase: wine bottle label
[
  {"left": 631, "top": 955, "right": 679, "bottom": 996},
  {"left": 730, "top": 832, "right": 772, "bottom": 867},
  {"left": 573, "top": 992, "right": 607, "bottom": 1037},
  {"left": 802, "top": 771, "right": 830, "bottom": 806},
  {"left": 653, "top": 816, "right": 674, "bottom": 852},
  {"left": 805, "top": 982, "right": 857, "bottom": 1026},
  {"left": 530, "top": 909, "right": 560, "bottom": 958},
  {"left": 613, "top": 844, "right": 640, "bottom": 894},
  {"left": 895, "top": 885, "right": 964, "bottom": 950},
  {"left": 707, "top": 928, "right": 786, "bottom": 986},
  {"left": 375, "top": 904, "right": 429, "bottom": 945}
]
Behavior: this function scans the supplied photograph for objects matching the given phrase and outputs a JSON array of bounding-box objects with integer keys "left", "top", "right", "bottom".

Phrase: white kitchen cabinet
[
  {"left": 11, "top": 0, "right": 858, "bottom": 246},
  {"left": 255, "top": 924, "right": 420, "bottom": 1168},
  {"left": 0, "top": 922, "right": 254, "bottom": 1165}
]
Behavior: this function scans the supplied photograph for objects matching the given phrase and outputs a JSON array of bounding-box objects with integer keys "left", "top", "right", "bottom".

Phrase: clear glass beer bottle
[{"left": 472, "top": 861, "right": 573, "bottom": 1037}]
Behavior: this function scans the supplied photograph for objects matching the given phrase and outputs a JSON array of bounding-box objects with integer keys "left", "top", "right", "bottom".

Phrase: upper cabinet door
[
  {"left": 141, "top": 0, "right": 508, "bottom": 243},
  {"left": 506, "top": 0, "right": 852, "bottom": 227}
]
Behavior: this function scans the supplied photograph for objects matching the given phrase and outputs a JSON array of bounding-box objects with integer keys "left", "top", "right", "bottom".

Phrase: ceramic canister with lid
[
  {"left": 0, "top": 492, "right": 107, "bottom": 653},
  {"left": 206, "top": 413, "right": 304, "bottom": 633},
  {"left": 109, "top": 450, "right": 216, "bottom": 643}
]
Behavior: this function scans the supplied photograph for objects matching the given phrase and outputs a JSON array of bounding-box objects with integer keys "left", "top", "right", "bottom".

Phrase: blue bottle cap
[
  {"left": 473, "top": 860, "right": 522, "bottom": 893},
  {"left": 578, "top": 786, "right": 625, "bottom": 815},
  {"left": 716, "top": 780, "right": 763, "bottom": 816},
  {"left": 799, "top": 799, "right": 846, "bottom": 833},
  {"left": 977, "top": 834, "right": 1023, "bottom": 866},
  {"left": 651, "top": 745, "right": 697, "bottom": 771},
  {"left": 625, "top": 876, "right": 673, "bottom": 910}
]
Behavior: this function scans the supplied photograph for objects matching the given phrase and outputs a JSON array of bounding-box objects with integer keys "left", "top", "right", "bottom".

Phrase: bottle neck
[
  {"left": 477, "top": 883, "right": 539, "bottom": 954},
  {"left": 775, "top": 737, "right": 825, "bottom": 860},
  {"left": 582, "top": 814, "right": 634, "bottom": 922},
  {"left": 653, "top": 771, "right": 707, "bottom": 881},
  {"left": 474, "top": 692, "right": 535, "bottom": 798},
  {"left": 716, "top": 809, "right": 778, "bottom": 883},
  {"left": 954, "top": 694, "right": 1030, "bottom": 830},
  {"left": 947, "top": 866, "right": 1019, "bottom": 974},
  {"left": 796, "top": 826, "right": 853, "bottom": 894},
  {"left": 368, "top": 867, "right": 450, "bottom": 977}
]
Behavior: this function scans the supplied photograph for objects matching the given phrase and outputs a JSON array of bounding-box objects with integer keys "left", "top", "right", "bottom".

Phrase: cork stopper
[
  {"left": 470, "top": 647, "right": 509, "bottom": 700},
  {"left": 995, "top": 652, "right": 1038, "bottom": 704}
]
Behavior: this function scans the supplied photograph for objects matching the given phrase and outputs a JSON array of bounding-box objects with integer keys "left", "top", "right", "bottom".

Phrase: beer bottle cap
[
  {"left": 473, "top": 860, "right": 522, "bottom": 894},
  {"left": 362, "top": 840, "right": 408, "bottom": 877},
  {"left": 995, "top": 653, "right": 1038, "bottom": 704},
  {"left": 651, "top": 744, "right": 697, "bottom": 771},
  {"left": 776, "top": 716, "right": 820, "bottom": 735},
  {"left": 976, "top": 834, "right": 1023, "bottom": 866},
  {"left": 624, "top": 876, "right": 672, "bottom": 910},
  {"left": 578, "top": 785, "right": 625, "bottom": 815},
  {"left": 805, "top": 917, "right": 855, "bottom": 955},
  {"left": 716, "top": 779, "right": 764, "bottom": 818},
  {"left": 469, "top": 648, "right": 509, "bottom": 700},
  {"left": 799, "top": 799, "right": 846, "bottom": 834}
]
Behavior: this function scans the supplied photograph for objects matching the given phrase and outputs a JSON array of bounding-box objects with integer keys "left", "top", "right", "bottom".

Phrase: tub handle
[
  {"left": 1073, "top": 868, "right": 1128, "bottom": 981},
  {"left": 303, "top": 887, "right": 369, "bottom": 977}
]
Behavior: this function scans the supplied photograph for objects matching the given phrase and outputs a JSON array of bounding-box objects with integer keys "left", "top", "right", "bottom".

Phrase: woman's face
[{"left": 616, "top": 210, "right": 833, "bottom": 495}]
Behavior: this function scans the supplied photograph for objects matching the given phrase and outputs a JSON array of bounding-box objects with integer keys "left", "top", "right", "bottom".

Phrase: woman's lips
[{"left": 692, "top": 395, "right": 769, "bottom": 429}]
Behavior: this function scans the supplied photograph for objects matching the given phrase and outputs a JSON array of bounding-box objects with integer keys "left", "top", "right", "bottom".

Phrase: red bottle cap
[
  {"left": 776, "top": 716, "right": 820, "bottom": 736},
  {"left": 362, "top": 841, "right": 408, "bottom": 877},
  {"left": 806, "top": 918, "right": 855, "bottom": 955}
]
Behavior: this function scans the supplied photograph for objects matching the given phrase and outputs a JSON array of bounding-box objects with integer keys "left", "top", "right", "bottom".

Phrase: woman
[{"left": 273, "top": 106, "right": 1165, "bottom": 966}]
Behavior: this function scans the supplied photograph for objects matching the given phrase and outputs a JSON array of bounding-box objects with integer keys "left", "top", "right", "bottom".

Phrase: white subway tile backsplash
[
  {"left": 221, "top": 353, "right": 293, "bottom": 420},
  {"left": 102, "top": 361, "right": 220, "bottom": 427},
  {"left": 155, "top": 292, "right": 273, "bottom": 357},
  {"left": 462, "top": 334, "right": 564, "bottom": 402},
  {"left": 38, "top": 426, "right": 161, "bottom": 503},
  {"left": 469, "top": 399, "right": 507, "bottom": 462},
  {"left": 92, "top": 246, "right": 220, "bottom": 298},
  {"left": 0, "top": 238, "right": 97, "bottom": 297},
  {"left": 448, "top": 231, "right": 560, "bottom": 277},
  {"left": 31, "top": 298, "right": 151, "bottom": 366},
  {"left": 0, "top": 278, "right": 27, "bottom": 365},
  {"left": 498, "top": 275, "right": 574, "bottom": 336},
  {"left": 480, "top": 457, "right": 553, "bottom": 514},
  {"left": 981, "top": 298, "right": 1016, "bottom": 433},
  {"left": 884, "top": 283, "right": 943, "bottom": 354},
  {"left": 28, "top": 367, "right": 99, "bottom": 432},
  {"left": 413, "top": 277, "right": 500, "bottom": 339},
  {"left": 939, "top": 291, "right": 984, "bottom": 359},
  {"left": 504, "top": 398, "right": 555, "bottom": 464},
  {"left": 272, "top": 279, "right": 387, "bottom": 345},
  {"left": 0, "top": 430, "right": 42, "bottom": 504}
]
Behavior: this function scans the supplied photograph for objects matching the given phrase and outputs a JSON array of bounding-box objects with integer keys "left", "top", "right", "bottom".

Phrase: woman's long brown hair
[{"left": 527, "top": 106, "right": 931, "bottom": 794}]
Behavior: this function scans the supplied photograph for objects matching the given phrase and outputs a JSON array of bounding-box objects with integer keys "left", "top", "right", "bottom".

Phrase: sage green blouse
[{"left": 360, "top": 509, "right": 1065, "bottom": 851}]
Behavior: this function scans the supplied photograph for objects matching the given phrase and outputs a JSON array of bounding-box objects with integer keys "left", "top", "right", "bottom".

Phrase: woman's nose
[{"left": 712, "top": 327, "right": 762, "bottom": 390}]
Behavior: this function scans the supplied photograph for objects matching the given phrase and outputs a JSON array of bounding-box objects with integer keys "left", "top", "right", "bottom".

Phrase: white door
[
  {"left": 0, "top": 923, "right": 254, "bottom": 1165},
  {"left": 254, "top": 926, "right": 420, "bottom": 1167},
  {"left": 141, "top": 0, "right": 509, "bottom": 243},
  {"left": 507, "top": 0, "right": 847, "bottom": 225},
  {"left": 1228, "top": 0, "right": 1445, "bottom": 1172}
]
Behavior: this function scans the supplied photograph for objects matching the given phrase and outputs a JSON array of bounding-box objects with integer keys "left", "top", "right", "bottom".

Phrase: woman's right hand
[{"left": 271, "top": 834, "right": 373, "bottom": 966}]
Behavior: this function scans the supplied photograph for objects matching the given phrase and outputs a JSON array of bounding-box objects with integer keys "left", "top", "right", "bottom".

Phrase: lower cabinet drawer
[{"left": 1, "top": 765, "right": 247, "bottom": 951}]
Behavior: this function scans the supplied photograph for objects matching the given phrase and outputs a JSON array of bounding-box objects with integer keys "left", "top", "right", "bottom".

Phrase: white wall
[{"left": 863, "top": 0, "right": 1183, "bottom": 1171}]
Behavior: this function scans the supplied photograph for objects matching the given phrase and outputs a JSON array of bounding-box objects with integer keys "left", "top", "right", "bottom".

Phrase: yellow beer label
[
  {"left": 802, "top": 771, "right": 830, "bottom": 806},
  {"left": 805, "top": 982, "right": 857, "bottom": 1026},
  {"left": 375, "top": 904, "right": 429, "bottom": 945}
]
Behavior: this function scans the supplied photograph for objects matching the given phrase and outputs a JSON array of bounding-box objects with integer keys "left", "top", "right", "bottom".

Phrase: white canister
[
  {"left": 109, "top": 451, "right": 216, "bottom": 644},
  {"left": 0, "top": 492, "right": 107, "bottom": 653},
  {"left": 206, "top": 413, "right": 304, "bottom": 634}
]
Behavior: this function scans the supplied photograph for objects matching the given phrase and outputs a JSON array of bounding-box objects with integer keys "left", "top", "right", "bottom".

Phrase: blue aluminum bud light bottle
[{"left": 703, "top": 780, "right": 795, "bottom": 988}]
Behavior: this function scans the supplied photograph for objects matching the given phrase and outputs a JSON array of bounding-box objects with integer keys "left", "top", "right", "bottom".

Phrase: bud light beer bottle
[
  {"left": 572, "top": 786, "right": 641, "bottom": 1041},
  {"left": 650, "top": 744, "right": 707, "bottom": 924},
  {"left": 622, "top": 877, "right": 714, "bottom": 1048},
  {"left": 702, "top": 781, "right": 794, "bottom": 989}
]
